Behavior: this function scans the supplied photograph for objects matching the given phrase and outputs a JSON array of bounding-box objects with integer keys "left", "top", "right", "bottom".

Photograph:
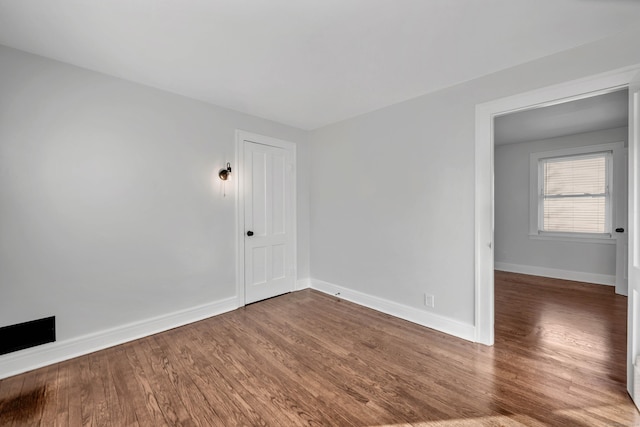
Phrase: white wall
[
  {"left": 2, "top": 24, "right": 640, "bottom": 372},
  {"left": 308, "top": 28, "right": 640, "bottom": 334},
  {"left": 0, "top": 45, "right": 309, "bottom": 344},
  {"left": 494, "top": 127, "right": 627, "bottom": 283}
]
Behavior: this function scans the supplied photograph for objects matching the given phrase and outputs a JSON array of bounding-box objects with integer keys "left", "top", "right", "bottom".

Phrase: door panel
[
  {"left": 617, "top": 148, "right": 629, "bottom": 296},
  {"left": 251, "top": 150, "right": 267, "bottom": 236},
  {"left": 244, "top": 140, "right": 294, "bottom": 304},
  {"left": 272, "top": 154, "right": 286, "bottom": 235},
  {"left": 249, "top": 246, "right": 267, "bottom": 285},
  {"left": 272, "top": 244, "right": 286, "bottom": 279},
  {"left": 617, "top": 237, "right": 629, "bottom": 296}
]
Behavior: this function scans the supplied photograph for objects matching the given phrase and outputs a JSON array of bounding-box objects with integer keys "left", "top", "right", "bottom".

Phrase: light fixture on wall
[{"left": 219, "top": 162, "right": 232, "bottom": 180}]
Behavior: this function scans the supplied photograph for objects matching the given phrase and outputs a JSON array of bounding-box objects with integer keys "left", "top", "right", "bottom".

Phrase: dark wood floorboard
[{"left": 1, "top": 271, "right": 639, "bottom": 426}]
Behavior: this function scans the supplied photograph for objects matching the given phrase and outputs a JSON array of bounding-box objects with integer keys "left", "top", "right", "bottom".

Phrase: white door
[
  {"left": 616, "top": 147, "right": 629, "bottom": 296},
  {"left": 243, "top": 139, "right": 295, "bottom": 304},
  {"left": 627, "top": 72, "right": 640, "bottom": 406},
  {"left": 617, "top": 231, "right": 629, "bottom": 296}
]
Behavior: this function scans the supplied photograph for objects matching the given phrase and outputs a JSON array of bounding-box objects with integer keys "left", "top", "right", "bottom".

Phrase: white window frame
[
  {"left": 529, "top": 142, "right": 624, "bottom": 244},
  {"left": 538, "top": 151, "right": 612, "bottom": 236}
]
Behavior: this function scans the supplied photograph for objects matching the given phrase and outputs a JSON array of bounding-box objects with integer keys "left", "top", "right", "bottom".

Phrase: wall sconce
[{"left": 219, "top": 162, "right": 232, "bottom": 181}]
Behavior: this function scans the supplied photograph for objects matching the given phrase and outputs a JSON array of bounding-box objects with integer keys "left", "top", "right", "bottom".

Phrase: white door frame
[
  {"left": 235, "top": 130, "right": 297, "bottom": 307},
  {"left": 474, "top": 65, "right": 640, "bottom": 347}
]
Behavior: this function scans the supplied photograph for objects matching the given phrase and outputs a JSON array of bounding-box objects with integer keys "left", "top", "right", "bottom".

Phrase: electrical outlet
[{"left": 424, "top": 294, "right": 435, "bottom": 308}]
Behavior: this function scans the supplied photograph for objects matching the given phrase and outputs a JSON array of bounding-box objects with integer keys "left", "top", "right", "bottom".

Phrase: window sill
[{"left": 528, "top": 233, "right": 616, "bottom": 245}]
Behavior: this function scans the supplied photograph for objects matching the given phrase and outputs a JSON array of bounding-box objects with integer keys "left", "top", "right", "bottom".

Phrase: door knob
[
  {"left": 616, "top": 228, "right": 625, "bottom": 233},
  {"left": 247, "top": 231, "right": 254, "bottom": 236}
]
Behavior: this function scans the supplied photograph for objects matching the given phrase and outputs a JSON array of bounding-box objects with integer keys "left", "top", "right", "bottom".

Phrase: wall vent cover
[{"left": 0, "top": 316, "right": 56, "bottom": 355}]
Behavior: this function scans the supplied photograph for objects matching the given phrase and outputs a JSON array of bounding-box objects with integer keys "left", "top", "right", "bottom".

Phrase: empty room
[{"left": 2, "top": 1, "right": 640, "bottom": 426}]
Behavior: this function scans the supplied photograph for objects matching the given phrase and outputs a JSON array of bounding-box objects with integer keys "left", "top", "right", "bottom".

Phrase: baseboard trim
[
  {"left": 310, "top": 279, "right": 476, "bottom": 342},
  {"left": 494, "top": 262, "right": 615, "bottom": 286},
  {"left": 0, "top": 297, "right": 237, "bottom": 380}
]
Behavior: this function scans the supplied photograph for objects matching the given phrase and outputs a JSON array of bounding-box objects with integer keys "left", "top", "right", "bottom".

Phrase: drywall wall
[
  {"left": 494, "top": 127, "right": 627, "bottom": 283},
  {"left": 0, "top": 45, "right": 309, "bottom": 344},
  {"left": 308, "top": 28, "right": 640, "bottom": 330}
]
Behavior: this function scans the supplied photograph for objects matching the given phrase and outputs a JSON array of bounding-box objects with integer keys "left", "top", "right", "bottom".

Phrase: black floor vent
[{"left": 0, "top": 316, "right": 56, "bottom": 355}]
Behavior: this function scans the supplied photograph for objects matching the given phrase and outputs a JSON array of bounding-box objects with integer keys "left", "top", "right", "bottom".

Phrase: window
[
  {"left": 538, "top": 152, "right": 611, "bottom": 234},
  {"left": 529, "top": 142, "right": 624, "bottom": 242}
]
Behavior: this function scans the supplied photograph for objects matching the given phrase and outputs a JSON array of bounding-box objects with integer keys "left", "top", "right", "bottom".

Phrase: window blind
[{"left": 540, "top": 152, "right": 610, "bottom": 234}]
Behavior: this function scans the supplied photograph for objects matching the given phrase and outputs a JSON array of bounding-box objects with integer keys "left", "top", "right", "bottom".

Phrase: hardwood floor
[{"left": 1, "top": 271, "right": 639, "bottom": 426}]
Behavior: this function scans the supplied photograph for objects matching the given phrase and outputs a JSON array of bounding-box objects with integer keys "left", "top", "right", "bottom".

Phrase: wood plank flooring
[{"left": 1, "top": 271, "right": 639, "bottom": 426}]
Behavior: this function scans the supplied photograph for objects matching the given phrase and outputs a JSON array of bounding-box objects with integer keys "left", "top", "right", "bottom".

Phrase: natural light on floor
[{"left": 371, "top": 404, "right": 635, "bottom": 426}]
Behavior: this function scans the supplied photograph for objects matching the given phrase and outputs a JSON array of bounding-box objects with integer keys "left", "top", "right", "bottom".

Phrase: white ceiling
[
  {"left": 1, "top": 1, "right": 640, "bottom": 130},
  {"left": 494, "top": 89, "right": 629, "bottom": 145}
]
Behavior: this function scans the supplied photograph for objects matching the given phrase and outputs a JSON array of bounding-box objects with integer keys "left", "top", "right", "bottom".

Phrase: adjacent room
[
  {"left": 2, "top": 1, "right": 640, "bottom": 425},
  {"left": 495, "top": 90, "right": 629, "bottom": 291}
]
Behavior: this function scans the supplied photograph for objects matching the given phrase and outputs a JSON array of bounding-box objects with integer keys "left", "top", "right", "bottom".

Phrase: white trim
[
  {"left": 627, "top": 71, "right": 640, "bottom": 403},
  {"left": 235, "top": 132, "right": 245, "bottom": 308},
  {"left": 495, "top": 262, "right": 615, "bottom": 286},
  {"left": 529, "top": 142, "right": 623, "bottom": 238},
  {"left": 475, "top": 64, "right": 640, "bottom": 347},
  {"left": 296, "top": 278, "right": 311, "bottom": 290},
  {"left": 0, "top": 297, "right": 237, "bottom": 380},
  {"left": 235, "top": 130, "right": 298, "bottom": 307},
  {"left": 310, "top": 279, "right": 476, "bottom": 342},
  {"left": 475, "top": 101, "right": 495, "bottom": 346},
  {"left": 528, "top": 233, "right": 616, "bottom": 245}
]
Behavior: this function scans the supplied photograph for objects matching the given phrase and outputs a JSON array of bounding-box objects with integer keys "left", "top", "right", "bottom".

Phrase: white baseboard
[
  {"left": 0, "top": 297, "right": 237, "bottom": 380},
  {"left": 495, "top": 262, "right": 615, "bottom": 286},
  {"left": 310, "top": 279, "right": 476, "bottom": 342},
  {"left": 296, "top": 278, "right": 311, "bottom": 290}
]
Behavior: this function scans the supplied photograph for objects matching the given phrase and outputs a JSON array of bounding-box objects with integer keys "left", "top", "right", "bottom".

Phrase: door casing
[
  {"left": 626, "top": 73, "right": 640, "bottom": 407},
  {"left": 475, "top": 64, "right": 640, "bottom": 396}
]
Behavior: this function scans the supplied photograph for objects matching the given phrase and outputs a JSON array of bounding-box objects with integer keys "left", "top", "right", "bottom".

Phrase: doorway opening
[
  {"left": 492, "top": 89, "right": 630, "bottom": 404},
  {"left": 474, "top": 65, "right": 640, "bottom": 403},
  {"left": 493, "top": 89, "right": 629, "bottom": 294}
]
